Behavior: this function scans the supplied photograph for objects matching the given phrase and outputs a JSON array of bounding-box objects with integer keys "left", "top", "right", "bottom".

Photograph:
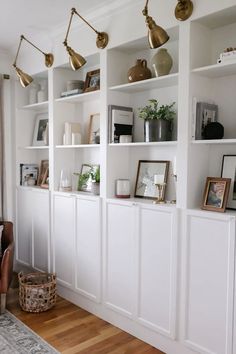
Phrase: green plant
[
  {"left": 138, "top": 99, "right": 175, "bottom": 121},
  {"left": 89, "top": 166, "right": 100, "bottom": 183},
  {"left": 77, "top": 172, "right": 90, "bottom": 190}
]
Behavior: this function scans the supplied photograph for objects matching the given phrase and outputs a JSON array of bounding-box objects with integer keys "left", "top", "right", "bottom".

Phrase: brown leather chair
[{"left": 0, "top": 221, "right": 14, "bottom": 313}]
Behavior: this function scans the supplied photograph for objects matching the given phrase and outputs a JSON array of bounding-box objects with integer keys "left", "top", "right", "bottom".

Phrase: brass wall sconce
[
  {"left": 63, "top": 8, "right": 109, "bottom": 71},
  {"left": 175, "top": 0, "right": 193, "bottom": 21},
  {"left": 142, "top": 0, "right": 169, "bottom": 49},
  {"left": 13, "top": 35, "right": 54, "bottom": 88}
]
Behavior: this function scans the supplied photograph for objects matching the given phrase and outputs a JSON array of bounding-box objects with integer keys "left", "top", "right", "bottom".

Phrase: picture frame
[
  {"left": 37, "top": 160, "right": 49, "bottom": 188},
  {"left": 32, "top": 114, "right": 48, "bottom": 146},
  {"left": 195, "top": 101, "right": 218, "bottom": 140},
  {"left": 134, "top": 160, "right": 169, "bottom": 200},
  {"left": 84, "top": 69, "right": 100, "bottom": 92},
  {"left": 201, "top": 177, "right": 231, "bottom": 212},
  {"left": 78, "top": 164, "right": 99, "bottom": 192},
  {"left": 221, "top": 155, "right": 236, "bottom": 209},
  {"left": 88, "top": 113, "right": 100, "bottom": 144}
]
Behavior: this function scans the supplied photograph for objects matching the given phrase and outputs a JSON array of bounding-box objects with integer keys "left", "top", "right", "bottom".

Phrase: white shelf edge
[
  {"left": 191, "top": 61, "right": 236, "bottom": 77},
  {"left": 109, "top": 141, "right": 177, "bottom": 147},
  {"left": 19, "top": 101, "right": 49, "bottom": 110},
  {"left": 55, "top": 144, "right": 100, "bottom": 149},
  {"left": 18, "top": 146, "right": 49, "bottom": 150},
  {"left": 109, "top": 73, "right": 179, "bottom": 91},
  {"left": 55, "top": 90, "right": 100, "bottom": 103},
  {"left": 53, "top": 190, "right": 101, "bottom": 199},
  {"left": 191, "top": 139, "right": 236, "bottom": 145},
  {"left": 106, "top": 196, "right": 177, "bottom": 209}
]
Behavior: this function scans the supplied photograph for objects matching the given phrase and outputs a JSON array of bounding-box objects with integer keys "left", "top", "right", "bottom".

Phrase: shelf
[
  {"left": 17, "top": 185, "right": 49, "bottom": 193},
  {"left": 191, "top": 139, "right": 236, "bottom": 145},
  {"left": 55, "top": 90, "right": 100, "bottom": 103},
  {"left": 18, "top": 146, "right": 49, "bottom": 150},
  {"left": 53, "top": 190, "right": 100, "bottom": 200},
  {"left": 191, "top": 62, "right": 236, "bottom": 78},
  {"left": 106, "top": 197, "right": 177, "bottom": 210},
  {"left": 19, "top": 101, "right": 49, "bottom": 111},
  {"left": 109, "top": 73, "right": 179, "bottom": 93},
  {"left": 109, "top": 141, "right": 177, "bottom": 147},
  {"left": 55, "top": 144, "right": 100, "bottom": 149}
]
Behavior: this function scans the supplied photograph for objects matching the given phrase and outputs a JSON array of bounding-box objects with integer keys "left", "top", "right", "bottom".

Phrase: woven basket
[{"left": 18, "top": 272, "right": 57, "bottom": 313}]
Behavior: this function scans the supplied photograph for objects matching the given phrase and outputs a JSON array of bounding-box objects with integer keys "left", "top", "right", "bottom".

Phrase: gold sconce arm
[{"left": 175, "top": 0, "right": 193, "bottom": 21}]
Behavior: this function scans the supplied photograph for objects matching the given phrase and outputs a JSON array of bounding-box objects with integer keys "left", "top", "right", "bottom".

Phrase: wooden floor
[{"left": 6, "top": 287, "right": 165, "bottom": 354}]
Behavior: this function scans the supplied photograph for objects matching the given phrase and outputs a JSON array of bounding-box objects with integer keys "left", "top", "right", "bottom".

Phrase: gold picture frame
[
  {"left": 37, "top": 160, "right": 49, "bottom": 188},
  {"left": 84, "top": 69, "right": 100, "bottom": 93},
  {"left": 201, "top": 177, "right": 231, "bottom": 212},
  {"left": 88, "top": 113, "right": 100, "bottom": 144}
]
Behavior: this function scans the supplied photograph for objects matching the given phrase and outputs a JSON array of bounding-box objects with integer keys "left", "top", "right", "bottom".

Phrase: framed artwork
[
  {"left": 78, "top": 164, "right": 99, "bottom": 192},
  {"left": 195, "top": 101, "right": 218, "bottom": 140},
  {"left": 37, "top": 160, "right": 49, "bottom": 188},
  {"left": 134, "top": 160, "right": 169, "bottom": 200},
  {"left": 32, "top": 114, "right": 48, "bottom": 146},
  {"left": 201, "top": 177, "right": 231, "bottom": 212},
  {"left": 88, "top": 113, "right": 100, "bottom": 144},
  {"left": 84, "top": 69, "right": 100, "bottom": 92},
  {"left": 221, "top": 155, "right": 236, "bottom": 209}
]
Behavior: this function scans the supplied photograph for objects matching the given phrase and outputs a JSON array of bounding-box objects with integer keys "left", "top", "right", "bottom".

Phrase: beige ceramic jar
[{"left": 151, "top": 48, "right": 173, "bottom": 77}]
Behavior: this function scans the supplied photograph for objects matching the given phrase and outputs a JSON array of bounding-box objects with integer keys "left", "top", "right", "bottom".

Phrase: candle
[{"left": 154, "top": 174, "right": 164, "bottom": 184}]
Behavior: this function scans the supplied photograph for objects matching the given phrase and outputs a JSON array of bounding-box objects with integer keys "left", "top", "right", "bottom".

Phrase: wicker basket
[{"left": 18, "top": 272, "right": 57, "bottom": 313}]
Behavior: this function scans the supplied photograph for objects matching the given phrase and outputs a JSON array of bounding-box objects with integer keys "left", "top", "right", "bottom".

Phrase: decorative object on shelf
[
  {"left": 20, "top": 164, "right": 38, "bottom": 186},
  {"left": 78, "top": 164, "right": 99, "bottom": 193},
  {"left": 142, "top": 0, "right": 169, "bottom": 48},
  {"left": 127, "top": 59, "right": 152, "bottom": 83},
  {"left": 32, "top": 114, "right": 49, "bottom": 146},
  {"left": 37, "top": 160, "right": 49, "bottom": 188},
  {"left": 63, "top": 122, "right": 81, "bottom": 145},
  {"left": 88, "top": 113, "right": 100, "bottom": 144},
  {"left": 12, "top": 35, "right": 54, "bottom": 87},
  {"left": 201, "top": 177, "right": 231, "bottom": 213},
  {"left": 134, "top": 160, "right": 169, "bottom": 200},
  {"left": 59, "top": 169, "right": 72, "bottom": 192},
  {"left": 37, "top": 80, "right": 48, "bottom": 103},
  {"left": 203, "top": 122, "right": 224, "bottom": 140},
  {"left": 119, "top": 135, "right": 132, "bottom": 143},
  {"left": 67, "top": 80, "right": 84, "bottom": 91},
  {"left": 63, "top": 8, "right": 109, "bottom": 71},
  {"left": 194, "top": 101, "right": 218, "bottom": 140},
  {"left": 151, "top": 48, "right": 173, "bottom": 77},
  {"left": 221, "top": 155, "right": 236, "bottom": 210},
  {"left": 84, "top": 69, "right": 100, "bottom": 92},
  {"left": 174, "top": 0, "right": 194, "bottom": 21},
  {"left": 115, "top": 179, "right": 131, "bottom": 198},
  {"left": 217, "top": 47, "right": 236, "bottom": 64},
  {"left": 72, "top": 133, "right": 82, "bottom": 145},
  {"left": 90, "top": 166, "right": 100, "bottom": 195},
  {"left": 108, "top": 105, "right": 133, "bottom": 143},
  {"left": 29, "top": 83, "right": 39, "bottom": 105},
  {"left": 138, "top": 99, "right": 175, "bottom": 142},
  {"left": 153, "top": 180, "right": 167, "bottom": 204}
]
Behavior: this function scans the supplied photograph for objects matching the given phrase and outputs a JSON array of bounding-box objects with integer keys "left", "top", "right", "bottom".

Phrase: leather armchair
[{"left": 0, "top": 221, "right": 14, "bottom": 313}]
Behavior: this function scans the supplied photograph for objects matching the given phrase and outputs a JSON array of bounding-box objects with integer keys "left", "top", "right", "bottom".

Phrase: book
[
  {"left": 60, "top": 88, "right": 83, "bottom": 97},
  {"left": 108, "top": 105, "right": 133, "bottom": 143},
  {"left": 20, "top": 164, "right": 38, "bottom": 186},
  {"left": 195, "top": 101, "right": 218, "bottom": 140}
]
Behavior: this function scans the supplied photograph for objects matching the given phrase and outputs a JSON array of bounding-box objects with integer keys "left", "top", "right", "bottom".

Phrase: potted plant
[
  {"left": 89, "top": 166, "right": 100, "bottom": 195},
  {"left": 138, "top": 99, "right": 176, "bottom": 142}
]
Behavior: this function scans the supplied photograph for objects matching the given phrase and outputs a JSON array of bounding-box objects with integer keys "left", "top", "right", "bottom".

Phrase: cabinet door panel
[
  {"left": 105, "top": 202, "right": 135, "bottom": 317},
  {"left": 32, "top": 191, "right": 50, "bottom": 272},
  {"left": 138, "top": 207, "right": 177, "bottom": 338},
  {"left": 53, "top": 194, "right": 75, "bottom": 288},
  {"left": 75, "top": 197, "right": 101, "bottom": 302},
  {"left": 184, "top": 214, "right": 234, "bottom": 354},
  {"left": 16, "top": 188, "right": 32, "bottom": 266}
]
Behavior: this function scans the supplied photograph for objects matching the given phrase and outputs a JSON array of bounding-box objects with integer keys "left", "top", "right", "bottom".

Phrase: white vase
[{"left": 151, "top": 48, "right": 173, "bottom": 77}]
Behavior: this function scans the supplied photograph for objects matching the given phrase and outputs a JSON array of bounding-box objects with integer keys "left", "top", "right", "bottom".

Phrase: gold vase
[{"left": 127, "top": 59, "right": 152, "bottom": 83}]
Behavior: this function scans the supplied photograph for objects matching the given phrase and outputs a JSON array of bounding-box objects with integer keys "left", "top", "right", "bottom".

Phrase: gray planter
[{"left": 144, "top": 119, "right": 172, "bottom": 142}]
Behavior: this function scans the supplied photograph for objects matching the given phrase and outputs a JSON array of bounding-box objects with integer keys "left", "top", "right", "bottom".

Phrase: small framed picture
[
  {"left": 195, "top": 102, "right": 218, "bottom": 140},
  {"left": 134, "top": 160, "right": 169, "bottom": 200},
  {"left": 84, "top": 69, "right": 100, "bottom": 92},
  {"left": 221, "top": 155, "right": 236, "bottom": 209},
  {"left": 88, "top": 113, "right": 100, "bottom": 144},
  {"left": 78, "top": 164, "right": 99, "bottom": 192},
  {"left": 37, "top": 160, "right": 49, "bottom": 188},
  {"left": 201, "top": 177, "right": 231, "bottom": 212},
  {"left": 32, "top": 114, "right": 48, "bottom": 146}
]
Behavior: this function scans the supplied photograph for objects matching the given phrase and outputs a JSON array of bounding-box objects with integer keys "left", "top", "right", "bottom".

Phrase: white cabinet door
[
  {"left": 53, "top": 193, "right": 76, "bottom": 288},
  {"left": 105, "top": 200, "right": 136, "bottom": 317},
  {"left": 183, "top": 211, "right": 235, "bottom": 354},
  {"left": 32, "top": 190, "right": 50, "bottom": 272},
  {"left": 75, "top": 196, "right": 101, "bottom": 302},
  {"left": 16, "top": 188, "right": 33, "bottom": 266},
  {"left": 137, "top": 205, "right": 177, "bottom": 338}
]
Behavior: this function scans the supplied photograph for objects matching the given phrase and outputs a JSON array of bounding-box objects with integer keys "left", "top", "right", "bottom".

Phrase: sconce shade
[
  {"left": 15, "top": 66, "right": 33, "bottom": 88},
  {"left": 146, "top": 16, "right": 169, "bottom": 49},
  {"left": 45, "top": 53, "right": 54, "bottom": 67},
  {"left": 96, "top": 32, "right": 109, "bottom": 49},
  {"left": 66, "top": 45, "right": 87, "bottom": 71}
]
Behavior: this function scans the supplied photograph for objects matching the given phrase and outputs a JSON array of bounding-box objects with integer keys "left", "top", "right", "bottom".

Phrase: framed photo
[
  {"left": 84, "top": 69, "right": 100, "bottom": 92},
  {"left": 78, "top": 164, "right": 99, "bottom": 192},
  {"left": 221, "top": 155, "right": 236, "bottom": 209},
  {"left": 195, "top": 102, "right": 218, "bottom": 140},
  {"left": 134, "top": 160, "right": 169, "bottom": 200},
  {"left": 37, "top": 160, "right": 49, "bottom": 188},
  {"left": 32, "top": 114, "right": 48, "bottom": 146},
  {"left": 88, "top": 113, "right": 100, "bottom": 144},
  {"left": 201, "top": 177, "right": 231, "bottom": 212}
]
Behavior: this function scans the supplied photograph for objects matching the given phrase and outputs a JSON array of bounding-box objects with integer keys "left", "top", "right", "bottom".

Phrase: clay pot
[
  {"left": 127, "top": 59, "right": 152, "bottom": 83},
  {"left": 151, "top": 48, "right": 173, "bottom": 77}
]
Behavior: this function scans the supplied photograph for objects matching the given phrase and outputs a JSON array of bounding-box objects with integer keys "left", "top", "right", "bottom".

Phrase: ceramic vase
[
  {"left": 151, "top": 48, "right": 173, "bottom": 77},
  {"left": 127, "top": 59, "right": 152, "bottom": 82}
]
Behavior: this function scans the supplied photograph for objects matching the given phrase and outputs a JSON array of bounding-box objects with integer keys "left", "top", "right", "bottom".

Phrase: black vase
[
  {"left": 144, "top": 119, "right": 172, "bottom": 142},
  {"left": 203, "top": 122, "right": 224, "bottom": 139}
]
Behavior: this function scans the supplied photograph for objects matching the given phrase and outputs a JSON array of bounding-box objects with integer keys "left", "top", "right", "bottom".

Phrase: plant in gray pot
[
  {"left": 89, "top": 166, "right": 100, "bottom": 195},
  {"left": 138, "top": 99, "right": 176, "bottom": 142}
]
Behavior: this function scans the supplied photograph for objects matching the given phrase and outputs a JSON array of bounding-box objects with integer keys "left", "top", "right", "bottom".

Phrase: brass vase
[{"left": 127, "top": 59, "right": 152, "bottom": 83}]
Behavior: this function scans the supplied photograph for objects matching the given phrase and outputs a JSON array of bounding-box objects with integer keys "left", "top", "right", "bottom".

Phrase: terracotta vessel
[
  {"left": 151, "top": 48, "right": 173, "bottom": 77},
  {"left": 127, "top": 59, "right": 152, "bottom": 83}
]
